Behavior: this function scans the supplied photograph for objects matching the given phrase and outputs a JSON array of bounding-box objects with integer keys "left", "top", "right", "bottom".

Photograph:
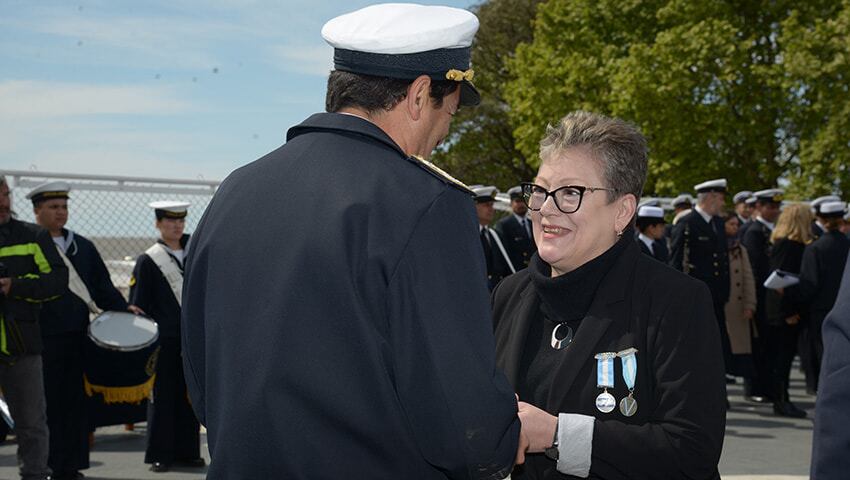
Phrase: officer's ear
[{"left": 404, "top": 75, "right": 432, "bottom": 121}]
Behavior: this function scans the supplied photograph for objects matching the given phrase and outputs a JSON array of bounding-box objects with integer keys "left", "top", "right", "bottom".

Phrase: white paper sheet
[{"left": 764, "top": 270, "right": 800, "bottom": 290}]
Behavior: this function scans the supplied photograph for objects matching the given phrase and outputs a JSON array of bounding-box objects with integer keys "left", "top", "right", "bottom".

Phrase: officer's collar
[{"left": 286, "top": 113, "right": 407, "bottom": 158}]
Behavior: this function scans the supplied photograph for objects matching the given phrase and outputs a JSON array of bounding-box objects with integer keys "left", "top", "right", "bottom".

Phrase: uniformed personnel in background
[
  {"left": 0, "top": 174, "right": 68, "bottom": 480},
  {"left": 473, "top": 185, "right": 515, "bottom": 290},
  {"left": 740, "top": 188, "right": 784, "bottom": 402},
  {"left": 664, "top": 193, "right": 693, "bottom": 244},
  {"left": 810, "top": 195, "right": 841, "bottom": 240},
  {"left": 29, "top": 182, "right": 137, "bottom": 480},
  {"left": 635, "top": 205, "right": 669, "bottom": 263},
  {"left": 798, "top": 201, "right": 850, "bottom": 394},
  {"left": 181, "top": 4, "right": 520, "bottom": 478},
  {"left": 733, "top": 190, "right": 754, "bottom": 227},
  {"left": 494, "top": 185, "right": 536, "bottom": 271},
  {"left": 670, "top": 178, "right": 732, "bottom": 398},
  {"left": 129, "top": 201, "right": 202, "bottom": 473}
]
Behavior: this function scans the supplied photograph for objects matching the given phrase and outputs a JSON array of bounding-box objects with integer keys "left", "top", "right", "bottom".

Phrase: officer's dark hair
[{"left": 325, "top": 71, "right": 458, "bottom": 114}]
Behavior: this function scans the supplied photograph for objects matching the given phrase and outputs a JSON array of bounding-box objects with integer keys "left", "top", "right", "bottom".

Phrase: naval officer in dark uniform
[
  {"left": 740, "top": 188, "right": 783, "bottom": 401},
  {"left": 635, "top": 205, "right": 669, "bottom": 263},
  {"left": 495, "top": 185, "right": 537, "bottom": 271},
  {"left": 733, "top": 190, "right": 753, "bottom": 229},
  {"left": 670, "top": 179, "right": 732, "bottom": 383},
  {"left": 798, "top": 201, "right": 850, "bottom": 394},
  {"left": 181, "top": 4, "right": 520, "bottom": 479},
  {"left": 810, "top": 195, "right": 840, "bottom": 240},
  {"left": 129, "top": 201, "right": 202, "bottom": 473},
  {"left": 29, "top": 182, "right": 135, "bottom": 480},
  {"left": 473, "top": 185, "right": 515, "bottom": 290}
]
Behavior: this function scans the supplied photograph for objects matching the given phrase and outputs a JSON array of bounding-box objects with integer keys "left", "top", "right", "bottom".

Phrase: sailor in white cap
[
  {"left": 811, "top": 195, "right": 842, "bottom": 240},
  {"left": 181, "top": 4, "right": 519, "bottom": 478},
  {"left": 28, "top": 181, "right": 137, "bottom": 479},
  {"left": 732, "top": 190, "right": 754, "bottom": 227},
  {"left": 494, "top": 185, "right": 537, "bottom": 270},
  {"left": 798, "top": 200, "right": 850, "bottom": 396},
  {"left": 472, "top": 185, "right": 515, "bottom": 289},
  {"left": 739, "top": 187, "right": 784, "bottom": 402},
  {"left": 635, "top": 205, "right": 669, "bottom": 263},
  {"left": 670, "top": 178, "right": 733, "bottom": 391},
  {"left": 130, "top": 201, "right": 202, "bottom": 473}
]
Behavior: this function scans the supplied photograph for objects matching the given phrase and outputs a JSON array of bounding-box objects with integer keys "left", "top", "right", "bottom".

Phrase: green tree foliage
[
  {"left": 504, "top": 0, "right": 846, "bottom": 198},
  {"left": 431, "top": 0, "right": 544, "bottom": 189}
]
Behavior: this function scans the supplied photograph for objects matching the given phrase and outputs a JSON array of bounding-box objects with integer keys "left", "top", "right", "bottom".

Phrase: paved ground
[{"left": 1, "top": 368, "right": 815, "bottom": 479}]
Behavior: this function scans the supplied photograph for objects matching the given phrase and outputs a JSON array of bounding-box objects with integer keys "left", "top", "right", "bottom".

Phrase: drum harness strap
[
  {"left": 55, "top": 246, "right": 100, "bottom": 315},
  {"left": 145, "top": 243, "right": 183, "bottom": 307}
]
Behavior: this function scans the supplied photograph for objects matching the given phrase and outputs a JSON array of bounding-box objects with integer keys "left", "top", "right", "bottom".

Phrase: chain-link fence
[{"left": 1, "top": 169, "right": 219, "bottom": 298}]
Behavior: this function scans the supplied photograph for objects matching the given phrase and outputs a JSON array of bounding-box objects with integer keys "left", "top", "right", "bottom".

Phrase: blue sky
[{"left": 1, "top": 0, "right": 477, "bottom": 181}]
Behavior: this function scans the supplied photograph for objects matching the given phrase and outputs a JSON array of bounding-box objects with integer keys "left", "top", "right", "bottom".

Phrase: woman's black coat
[{"left": 493, "top": 241, "right": 726, "bottom": 479}]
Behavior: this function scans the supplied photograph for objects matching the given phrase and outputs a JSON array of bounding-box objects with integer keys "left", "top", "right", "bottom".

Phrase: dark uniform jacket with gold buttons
[
  {"left": 741, "top": 220, "right": 772, "bottom": 326},
  {"left": 182, "top": 113, "right": 520, "bottom": 480},
  {"left": 495, "top": 214, "right": 536, "bottom": 270},
  {"left": 670, "top": 210, "right": 730, "bottom": 305},
  {"left": 493, "top": 241, "right": 725, "bottom": 479}
]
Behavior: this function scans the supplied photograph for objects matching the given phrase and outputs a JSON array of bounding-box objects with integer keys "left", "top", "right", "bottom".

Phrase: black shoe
[
  {"left": 49, "top": 472, "right": 85, "bottom": 480},
  {"left": 773, "top": 401, "right": 807, "bottom": 418},
  {"left": 745, "top": 395, "right": 771, "bottom": 404},
  {"left": 176, "top": 457, "right": 206, "bottom": 468},
  {"left": 150, "top": 462, "right": 170, "bottom": 473}
]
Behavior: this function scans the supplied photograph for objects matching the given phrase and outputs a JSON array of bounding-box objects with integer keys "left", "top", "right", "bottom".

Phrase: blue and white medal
[
  {"left": 618, "top": 348, "right": 638, "bottom": 417},
  {"left": 594, "top": 352, "right": 617, "bottom": 413}
]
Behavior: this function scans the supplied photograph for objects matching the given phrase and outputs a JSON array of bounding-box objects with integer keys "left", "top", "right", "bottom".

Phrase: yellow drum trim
[{"left": 83, "top": 374, "right": 155, "bottom": 405}]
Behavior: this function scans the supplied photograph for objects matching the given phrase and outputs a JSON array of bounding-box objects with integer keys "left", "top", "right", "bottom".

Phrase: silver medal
[
  {"left": 595, "top": 389, "right": 616, "bottom": 413},
  {"left": 619, "top": 394, "right": 638, "bottom": 417}
]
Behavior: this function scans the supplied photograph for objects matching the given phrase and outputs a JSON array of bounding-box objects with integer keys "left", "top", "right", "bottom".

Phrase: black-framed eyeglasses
[{"left": 520, "top": 182, "right": 617, "bottom": 214}]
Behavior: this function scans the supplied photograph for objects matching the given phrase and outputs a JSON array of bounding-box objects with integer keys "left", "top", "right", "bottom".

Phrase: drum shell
[{"left": 83, "top": 335, "right": 160, "bottom": 404}]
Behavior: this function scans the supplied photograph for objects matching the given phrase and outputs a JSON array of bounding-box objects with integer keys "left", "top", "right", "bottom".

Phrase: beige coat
[{"left": 725, "top": 243, "right": 757, "bottom": 354}]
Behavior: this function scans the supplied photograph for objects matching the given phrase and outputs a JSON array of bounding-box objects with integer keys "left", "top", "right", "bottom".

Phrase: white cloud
[
  {"left": 0, "top": 80, "right": 193, "bottom": 118},
  {"left": 269, "top": 44, "right": 334, "bottom": 76}
]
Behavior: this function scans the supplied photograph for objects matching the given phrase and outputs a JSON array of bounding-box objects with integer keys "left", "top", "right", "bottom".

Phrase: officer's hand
[
  {"left": 515, "top": 423, "right": 530, "bottom": 465},
  {"left": 785, "top": 314, "right": 800, "bottom": 326},
  {"left": 0, "top": 277, "right": 11, "bottom": 296},
  {"left": 743, "top": 308, "right": 754, "bottom": 321},
  {"left": 127, "top": 304, "right": 145, "bottom": 315},
  {"left": 517, "top": 401, "right": 557, "bottom": 454}
]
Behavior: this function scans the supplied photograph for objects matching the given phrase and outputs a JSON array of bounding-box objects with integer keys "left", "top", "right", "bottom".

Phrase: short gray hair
[{"left": 539, "top": 111, "right": 648, "bottom": 202}]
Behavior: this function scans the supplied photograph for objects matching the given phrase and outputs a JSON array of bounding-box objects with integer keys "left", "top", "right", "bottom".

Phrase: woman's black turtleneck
[{"left": 517, "top": 231, "right": 632, "bottom": 408}]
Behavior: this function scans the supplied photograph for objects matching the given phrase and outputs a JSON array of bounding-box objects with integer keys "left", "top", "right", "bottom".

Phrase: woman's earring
[{"left": 616, "top": 229, "right": 624, "bottom": 238}]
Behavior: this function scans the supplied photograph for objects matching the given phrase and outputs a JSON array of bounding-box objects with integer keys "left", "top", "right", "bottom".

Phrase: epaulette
[{"left": 408, "top": 155, "right": 473, "bottom": 195}]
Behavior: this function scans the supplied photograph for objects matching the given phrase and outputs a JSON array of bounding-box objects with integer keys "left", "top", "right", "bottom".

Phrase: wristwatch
[{"left": 544, "top": 420, "right": 559, "bottom": 461}]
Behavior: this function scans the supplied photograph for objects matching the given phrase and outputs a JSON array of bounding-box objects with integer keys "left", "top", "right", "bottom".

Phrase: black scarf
[{"left": 529, "top": 229, "right": 632, "bottom": 324}]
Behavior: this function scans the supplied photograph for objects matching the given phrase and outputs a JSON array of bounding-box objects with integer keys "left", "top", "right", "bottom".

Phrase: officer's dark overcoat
[{"left": 182, "top": 113, "right": 520, "bottom": 479}]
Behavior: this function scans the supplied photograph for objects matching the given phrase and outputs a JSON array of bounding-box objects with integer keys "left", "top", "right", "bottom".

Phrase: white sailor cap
[
  {"left": 148, "top": 200, "right": 190, "bottom": 219},
  {"left": 752, "top": 188, "right": 784, "bottom": 204},
  {"left": 322, "top": 3, "right": 480, "bottom": 106},
  {"left": 694, "top": 178, "right": 727, "bottom": 193},
  {"left": 506, "top": 186, "right": 523, "bottom": 199},
  {"left": 26, "top": 181, "right": 71, "bottom": 204},
  {"left": 811, "top": 195, "right": 841, "bottom": 213},
  {"left": 637, "top": 205, "right": 665, "bottom": 220},
  {"left": 819, "top": 201, "right": 847, "bottom": 218},
  {"left": 733, "top": 191, "right": 753, "bottom": 204},
  {"left": 471, "top": 185, "right": 498, "bottom": 202},
  {"left": 671, "top": 194, "right": 694, "bottom": 208}
]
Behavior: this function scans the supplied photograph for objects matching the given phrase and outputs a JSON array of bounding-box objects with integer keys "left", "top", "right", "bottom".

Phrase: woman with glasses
[{"left": 492, "top": 111, "right": 725, "bottom": 479}]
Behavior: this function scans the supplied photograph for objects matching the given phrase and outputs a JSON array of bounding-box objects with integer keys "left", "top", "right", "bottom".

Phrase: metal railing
[{"left": 1, "top": 169, "right": 220, "bottom": 297}]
